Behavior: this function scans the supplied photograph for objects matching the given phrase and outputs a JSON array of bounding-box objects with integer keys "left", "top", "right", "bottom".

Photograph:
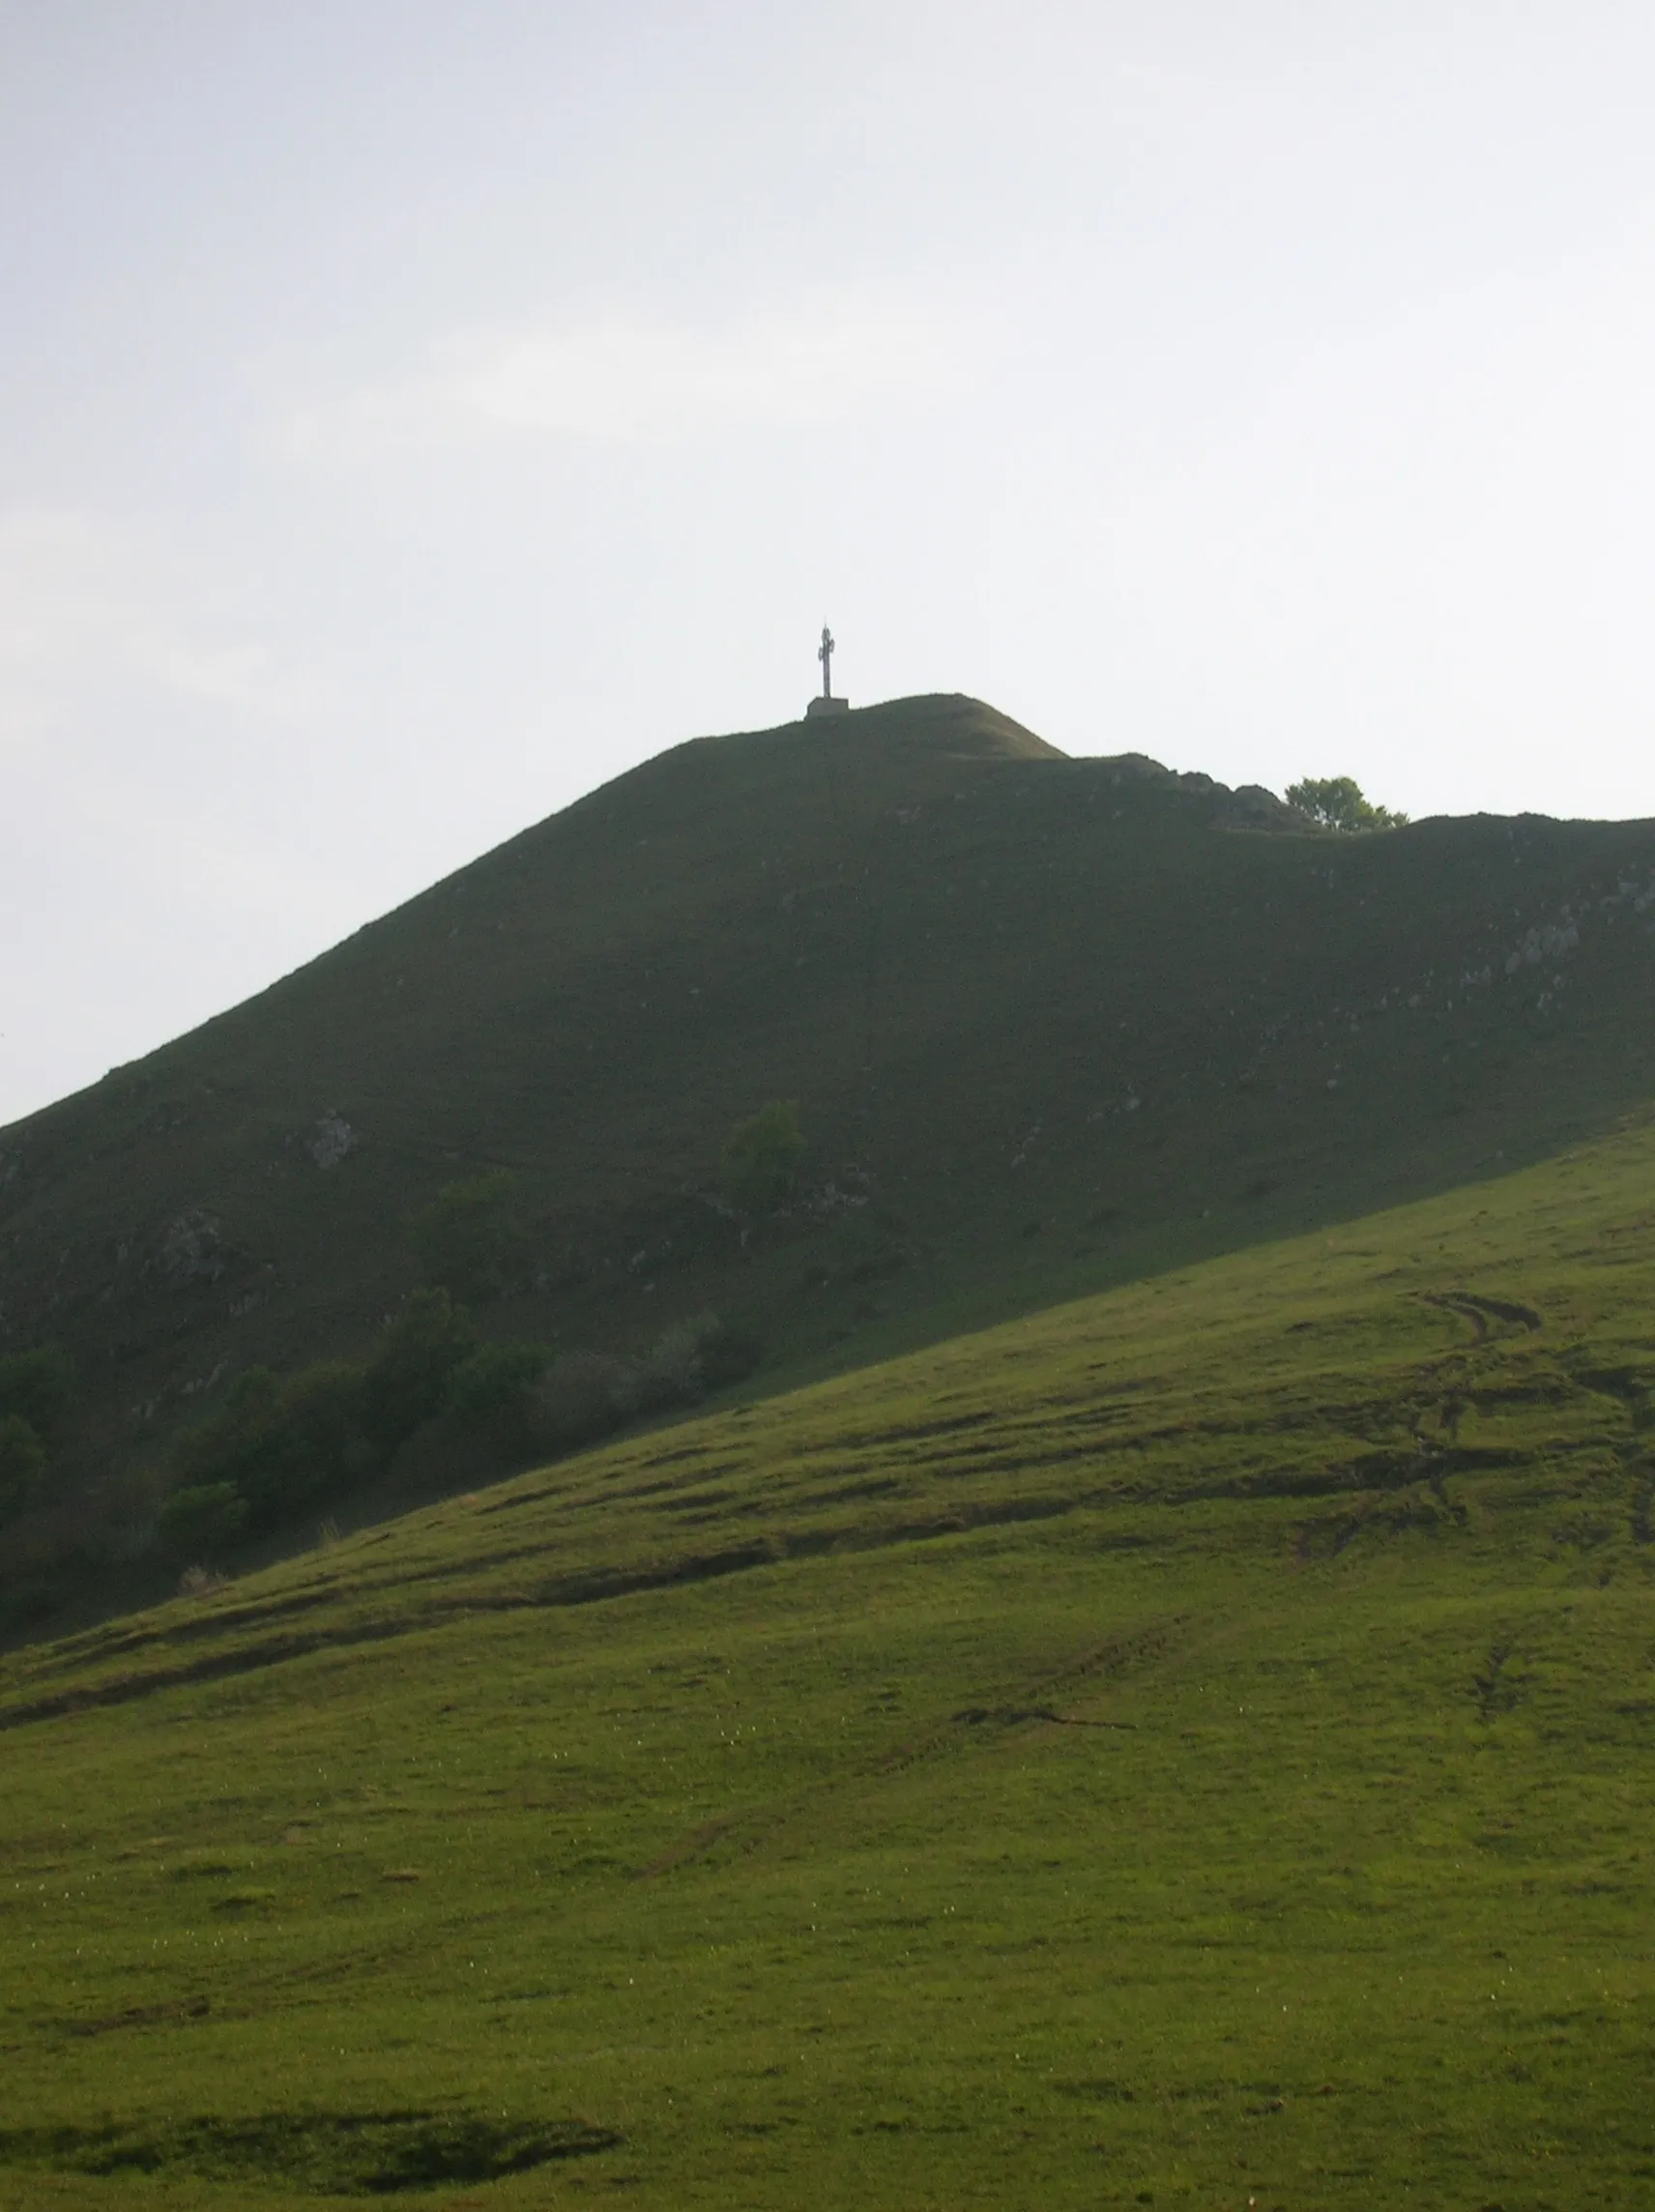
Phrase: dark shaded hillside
[{"left": 4, "top": 691, "right": 1655, "bottom": 1615}]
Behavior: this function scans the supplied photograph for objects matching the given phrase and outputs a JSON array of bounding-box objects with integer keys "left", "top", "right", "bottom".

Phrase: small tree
[
  {"left": 443, "top": 1339, "right": 549, "bottom": 1424},
  {"left": 157, "top": 1480, "right": 249, "bottom": 1560},
  {"left": 362, "top": 1290, "right": 478, "bottom": 1451},
  {"left": 408, "top": 1170, "right": 528, "bottom": 1303},
  {"left": 259, "top": 1362, "right": 373, "bottom": 1514},
  {"left": 170, "top": 1360, "right": 371, "bottom": 1528},
  {"left": 1286, "top": 775, "right": 1408, "bottom": 832},
  {"left": 721, "top": 1100, "right": 806, "bottom": 1214}
]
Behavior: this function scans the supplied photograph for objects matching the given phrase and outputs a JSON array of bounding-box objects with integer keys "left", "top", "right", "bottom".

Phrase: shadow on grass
[{"left": 0, "top": 2110, "right": 621, "bottom": 2193}]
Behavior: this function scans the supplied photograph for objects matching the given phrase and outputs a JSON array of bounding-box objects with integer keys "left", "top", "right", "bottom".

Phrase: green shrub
[
  {"left": 408, "top": 1171, "right": 529, "bottom": 1302},
  {"left": 172, "top": 1362, "right": 371, "bottom": 1528},
  {"left": 721, "top": 1100, "right": 806, "bottom": 1214},
  {"left": 531, "top": 1352, "right": 633, "bottom": 1450},
  {"left": 0, "top": 1414, "right": 45, "bottom": 1522},
  {"left": 445, "top": 1340, "right": 549, "bottom": 1423},
  {"left": 363, "top": 1291, "right": 478, "bottom": 1451},
  {"left": 629, "top": 1323, "right": 703, "bottom": 1412},
  {"left": 1286, "top": 775, "right": 1408, "bottom": 832},
  {"left": 0, "top": 1347, "right": 73, "bottom": 1441},
  {"left": 161, "top": 1298, "right": 487, "bottom": 1539},
  {"left": 257, "top": 1362, "right": 373, "bottom": 1514},
  {"left": 630, "top": 1315, "right": 760, "bottom": 1410},
  {"left": 174, "top": 1366, "right": 279, "bottom": 1485},
  {"left": 157, "top": 1482, "right": 249, "bottom": 1559},
  {"left": 149, "top": 1302, "right": 758, "bottom": 1542}
]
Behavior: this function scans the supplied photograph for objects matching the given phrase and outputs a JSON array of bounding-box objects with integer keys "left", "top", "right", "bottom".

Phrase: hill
[
  {"left": 3, "top": 1116, "right": 1654, "bottom": 2206},
  {"left": 5, "top": 691, "right": 1655, "bottom": 1632}
]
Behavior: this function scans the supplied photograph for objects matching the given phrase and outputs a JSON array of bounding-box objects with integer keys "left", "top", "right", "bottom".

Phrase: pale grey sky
[{"left": 5, "top": 3, "right": 1655, "bottom": 1125}]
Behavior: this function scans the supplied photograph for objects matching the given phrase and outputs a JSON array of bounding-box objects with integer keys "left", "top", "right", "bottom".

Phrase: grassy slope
[
  {"left": 4, "top": 1115, "right": 1655, "bottom": 2206},
  {"left": 7, "top": 693, "right": 1655, "bottom": 1622}
]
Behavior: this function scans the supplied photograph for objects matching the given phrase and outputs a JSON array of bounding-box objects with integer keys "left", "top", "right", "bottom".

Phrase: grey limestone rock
[
  {"left": 160, "top": 1209, "right": 225, "bottom": 1286},
  {"left": 307, "top": 1113, "right": 358, "bottom": 1170}
]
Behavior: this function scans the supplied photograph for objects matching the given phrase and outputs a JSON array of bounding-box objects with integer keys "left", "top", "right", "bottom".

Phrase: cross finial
[{"left": 818, "top": 624, "right": 834, "bottom": 698}]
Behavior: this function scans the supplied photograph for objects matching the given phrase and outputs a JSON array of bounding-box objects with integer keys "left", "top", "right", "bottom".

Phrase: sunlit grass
[{"left": 4, "top": 1121, "right": 1655, "bottom": 2204}]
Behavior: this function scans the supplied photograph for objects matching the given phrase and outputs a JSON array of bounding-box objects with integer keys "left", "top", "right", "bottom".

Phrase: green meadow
[{"left": 5, "top": 1116, "right": 1655, "bottom": 2208}]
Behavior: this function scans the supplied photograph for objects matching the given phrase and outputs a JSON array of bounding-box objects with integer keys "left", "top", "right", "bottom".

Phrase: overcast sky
[{"left": 5, "top": 3, "right": 1655, "bottom": 1127}]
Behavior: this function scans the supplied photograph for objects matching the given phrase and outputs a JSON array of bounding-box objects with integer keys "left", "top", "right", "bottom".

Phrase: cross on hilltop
[{"left": 805, "top": 624, "right": 850, "bottom": 719}]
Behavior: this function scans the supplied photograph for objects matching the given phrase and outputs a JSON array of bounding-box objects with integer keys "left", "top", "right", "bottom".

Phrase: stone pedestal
[{"left": 806, "top": 694, "right": 851, "bottom": 718}]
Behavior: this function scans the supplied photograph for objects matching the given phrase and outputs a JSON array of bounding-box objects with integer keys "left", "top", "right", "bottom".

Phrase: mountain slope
[
  {"left": 4, "top": 692, "right": 1655, "bottom": 1618},
  {"left": 3, "top": 1119, "right": 1655, "bottom": 2206}
]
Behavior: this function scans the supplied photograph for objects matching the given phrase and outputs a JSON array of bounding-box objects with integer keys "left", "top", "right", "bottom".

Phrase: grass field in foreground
[{"left": 4, "top": 1121, "right": 1655, "bottom": 2208}]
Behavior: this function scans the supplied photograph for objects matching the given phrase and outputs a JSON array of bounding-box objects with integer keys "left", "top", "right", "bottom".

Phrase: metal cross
[{"left": 818, "top": 625, "right": 834, "bottom": 698}]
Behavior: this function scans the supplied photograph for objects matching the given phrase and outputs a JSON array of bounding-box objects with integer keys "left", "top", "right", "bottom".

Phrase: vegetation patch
[{"left": 0, "top": 2111, "right": 620, "bottom": 2193}]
